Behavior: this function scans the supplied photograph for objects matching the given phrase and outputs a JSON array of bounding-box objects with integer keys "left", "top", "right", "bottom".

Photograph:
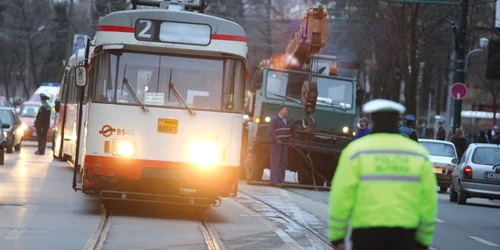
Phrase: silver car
[
  {"left": 450, "top": 143, "right": 500, "bottom": 204},
  {"left": 419, "top": 139, "right": 459, "bottom": 192}
]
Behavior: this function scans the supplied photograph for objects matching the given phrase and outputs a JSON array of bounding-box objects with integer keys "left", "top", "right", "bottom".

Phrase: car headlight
[
  {"left": 343, "top": 126, "right": 349, "bottom": 133},
  {"left": 189, "top": 140, "right": 221, "bottom": 168},
  {"left": 21, "top": 122, "right": 28, "bottom": 130},
  {"left": 2, "top": 132, "right": 6, "bottom": 138},
  {"left": 264, "top": 116, "right": 271, "bottom": 123},
  {"left": 112, "top": 140, "right": 136, "bottom": 157}
]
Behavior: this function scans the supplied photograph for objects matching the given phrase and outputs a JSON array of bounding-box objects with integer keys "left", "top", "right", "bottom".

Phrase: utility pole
[{"left": 453, "top": 0, "right": 469, "bottom": 133}]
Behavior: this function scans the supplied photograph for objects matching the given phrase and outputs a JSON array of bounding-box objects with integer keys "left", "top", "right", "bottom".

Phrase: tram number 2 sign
[{"left": 135, "top": 19, "right": 155, "bottom": 41}]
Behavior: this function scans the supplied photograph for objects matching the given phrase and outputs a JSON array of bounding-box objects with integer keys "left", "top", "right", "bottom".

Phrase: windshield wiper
[
  {"left": 168, "top": 69, "right": 196, "bottom": 116},
  {"left": 316, "top": 99, "right": 346, "bottom": 111},
  {"left": 122, "top": 64, "right": 149, "bottom": 113},
  {"left": 273, "top": 94, "right": 301, "bottom": 104}
]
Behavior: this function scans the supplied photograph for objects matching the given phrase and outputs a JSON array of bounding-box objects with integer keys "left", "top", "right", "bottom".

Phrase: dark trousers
[
  {"left": 351, "top": 227, "right": 417, "bottom": 250},
  {"left": 36, "top": 127, "right": 48, "bottom": 154},
  {"left": 270, "top": 144, "right": 287, "bottom": 184}
]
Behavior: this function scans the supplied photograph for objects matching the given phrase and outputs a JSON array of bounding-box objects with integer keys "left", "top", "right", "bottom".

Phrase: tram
[{"left": 72, "top": 0, "right": 248, "bottom": 208}]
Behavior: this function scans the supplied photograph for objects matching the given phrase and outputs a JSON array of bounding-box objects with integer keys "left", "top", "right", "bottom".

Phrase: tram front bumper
[{"left": 82, "top": 155, "right": 238, "bottom": 197}]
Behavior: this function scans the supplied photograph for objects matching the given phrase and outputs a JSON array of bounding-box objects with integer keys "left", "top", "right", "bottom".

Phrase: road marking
[
  {"left": 469, "top": 236, "right": 499, "bottom": 247},
  {"left": 5, "top": 229, "right": 26, "bottom": 240},
  {"left": 435, "top": 218, "right": 444, "bottom": 223}
]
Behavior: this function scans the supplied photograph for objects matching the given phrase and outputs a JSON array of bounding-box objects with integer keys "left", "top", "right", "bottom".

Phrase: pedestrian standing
[
  {"left": 451, "top": 128, "right": 468, "bottom": 159},
  {"left": 329, "top": 99, "right": 438, "bottom": 250},
  {"left": 268, "top": 104, "right": 291, "bottom": 185},
  {"left": 400, "top": 114, "right": 419, "bottom": 142},
  {"left": 354, "top": 117, "right": 371, "bottom": 140},
  {"left": 435, "top": 121, "right": 446, "bottom": 140},
  {"left": 34, "top": 93, "right": 52, "bottom": 155}
]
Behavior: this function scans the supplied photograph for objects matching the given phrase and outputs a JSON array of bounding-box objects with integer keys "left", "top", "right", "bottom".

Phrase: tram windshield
[{"left": 91, "top": 51, "right": 246, "bottom": 112}]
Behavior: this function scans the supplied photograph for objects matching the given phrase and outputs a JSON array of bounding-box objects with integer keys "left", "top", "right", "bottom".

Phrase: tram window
[
  {"left": 91, "top": 52, "right": 116, "bottom": 103},
  {"left": 90, "top": 51, "right": 245, "bottom": 112},
  {"left": 223, "top": 60, "right": 245, "bottom": 112}
]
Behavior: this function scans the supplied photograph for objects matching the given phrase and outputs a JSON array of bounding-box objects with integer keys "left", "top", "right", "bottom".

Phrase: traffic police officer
[
  {"left": 400, "top": 114, "right": 419, "bottom": 142},
  {"left": 34, "top": 93, "right": 53, "bottom": 155},
  {"left": 268, "top": 104, "right": 291, "bottom": 185},
  {"left": 329, "top": 99, "right": 438, "bottom": 250}
]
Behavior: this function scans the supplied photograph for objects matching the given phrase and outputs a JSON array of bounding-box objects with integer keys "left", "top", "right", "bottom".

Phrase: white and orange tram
[{"left": 73, "top": 0, "right": 248, "bottom": 208}]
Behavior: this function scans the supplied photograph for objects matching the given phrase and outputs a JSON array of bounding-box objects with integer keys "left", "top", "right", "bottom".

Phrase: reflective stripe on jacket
[
  {"left": 328, "top": 133, "right": 438, "bottom": 247},
  {"left": 268, "top": 115, "right": 291, "bottom": 144}
]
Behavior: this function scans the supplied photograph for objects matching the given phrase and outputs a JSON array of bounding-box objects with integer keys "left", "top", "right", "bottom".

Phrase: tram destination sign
[{"left": 135, "top": 19, "right": 211, "bottom": 46}]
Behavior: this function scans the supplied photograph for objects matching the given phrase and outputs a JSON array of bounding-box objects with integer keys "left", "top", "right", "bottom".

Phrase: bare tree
[{"left": 335, "top": 0, "right": 458, "bottom": 119}]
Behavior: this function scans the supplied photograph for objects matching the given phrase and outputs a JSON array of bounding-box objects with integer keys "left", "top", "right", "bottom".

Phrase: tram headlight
[
  {"left": 112, "top": 140, "right": 136, "bottom": 157},
  {"left": 342, "top": 126, "right": 349, "bottom": 133},
  {"left": 189, "top": 140, "right": 220, "bottom": 168}
]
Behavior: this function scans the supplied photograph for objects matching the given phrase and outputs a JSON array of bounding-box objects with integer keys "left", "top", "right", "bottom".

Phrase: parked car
[
  {"left": 450, "top": 143, "right": 500, "bottom": 205},
  {"left": 0, "top": 107, "right": 24, "bottom": 153},
  {"left": 419, "top": 139, "right": 459, "bottom": 192},
  {"left": 18, "top": 101, "right": 54, "bottom": 143}
]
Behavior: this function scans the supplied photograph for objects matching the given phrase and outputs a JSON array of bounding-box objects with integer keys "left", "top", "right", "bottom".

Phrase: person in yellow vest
[{"left": 329, "top": 99, "right": 438, "bottom": 250}]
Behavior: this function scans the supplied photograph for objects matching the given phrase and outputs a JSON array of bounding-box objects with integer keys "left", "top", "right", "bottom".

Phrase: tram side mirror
[
  {"left": 451, "top": 158, "right": 459, "bottom": 164},
  {"left": 356, "top": 87, "right": 364, "bottom": 107},
  {"left": 55, "top": 100, "right": 61, "bottom": 113},
  {"left": 75, "top": 66, "right": 87, "bottom": 87}
]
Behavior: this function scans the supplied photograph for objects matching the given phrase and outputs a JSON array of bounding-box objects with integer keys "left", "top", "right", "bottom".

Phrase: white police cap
[{"left": 362, "top": 99, "right": 406, "bottom": 114}]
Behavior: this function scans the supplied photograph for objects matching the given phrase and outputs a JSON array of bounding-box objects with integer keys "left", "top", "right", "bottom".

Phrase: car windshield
[
  {"left": 471, "top": 147, "right": 500, "bottom": 166},
  {"left": 21, "top": 105, "right": 39, "bottom": 117},
  {"left": 29, "top": 94, "right": 56, "bottom": 103},
  {"left": 265, "top": 70, "right": 354, "bottom": 109},
  {"left": 0, "top": 110, "right": 12, "bottom": 125},
  {"left": 90, "top": 51, "right": 246, "bottom": 112},
  {"left": 20, "top": 105, "right": 55, "bottom": 119},
  {"left": 420, "top": 141, "right": 457, "bottom": 158}
]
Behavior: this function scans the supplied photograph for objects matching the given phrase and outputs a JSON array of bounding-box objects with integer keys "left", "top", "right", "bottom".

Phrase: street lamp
[{"left": 464, "top": 37, "right": 489, "bottom": 73}]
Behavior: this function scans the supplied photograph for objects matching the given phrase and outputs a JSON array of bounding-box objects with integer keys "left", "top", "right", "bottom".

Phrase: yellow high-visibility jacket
[{"left": 328, "top": 133, "right": 438, "bottom": 247}]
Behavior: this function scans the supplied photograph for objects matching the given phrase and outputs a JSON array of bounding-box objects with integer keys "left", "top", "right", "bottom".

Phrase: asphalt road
[
  {"left": 2, "top": 144, "right": 499, "bottom": 250},
  {"left": 285, "top": 187, "right": 500, "bottom": 250}
]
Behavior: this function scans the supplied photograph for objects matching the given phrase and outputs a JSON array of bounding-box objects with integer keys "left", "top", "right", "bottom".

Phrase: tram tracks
[
  {"left": 83, "top": 205, "right": 224, "bottom": 250},
  {"left": 238, "top": 190, "right": 332, "bottom": 249}
]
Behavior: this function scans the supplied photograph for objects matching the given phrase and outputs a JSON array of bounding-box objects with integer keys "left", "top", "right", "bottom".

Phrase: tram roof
[{"left": 98, "top": 9, "right": 246, "bottom": 37}]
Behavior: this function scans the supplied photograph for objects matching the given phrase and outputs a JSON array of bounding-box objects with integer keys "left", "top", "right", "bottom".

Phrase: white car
[
  {"left": 450, "top": 143, "right": 500, "bottom": 205},
  {"left": 419, "top": 139, "right": 459, "bottom": 192}
]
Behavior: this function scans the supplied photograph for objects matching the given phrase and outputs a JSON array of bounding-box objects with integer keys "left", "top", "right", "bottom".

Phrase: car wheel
[
  {"left": 6, "top": 144, "right": 13, "bottom": 153},
  {"left": 14, "top": 141, "right": 21, "bottom": 152},
  {"left": 449, "top": 182, "right": 458, "bottom": 202},
  {"left": 0, "top": 147, "right": 4, "bottom": 165},
  {"left": 457, "top": 185, "right": 467, "bottom": 205}
]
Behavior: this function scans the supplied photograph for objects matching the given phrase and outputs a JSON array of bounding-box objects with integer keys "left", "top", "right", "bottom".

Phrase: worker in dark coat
[
  {"left": 400, "top": 114, "right": 419, "bottom": 142},
  {"left": 268, "top": 104, "right": 292, "bottom": 185},
  {"left": 34, "top": 93, "right": 52, "bottom": 155}
]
